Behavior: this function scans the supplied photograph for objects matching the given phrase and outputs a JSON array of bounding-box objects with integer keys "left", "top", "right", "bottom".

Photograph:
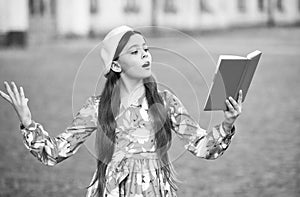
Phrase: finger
[
  {"left": 19, "top": 86, "right": 25, "bottom": 97},
  {"left": 238, "top": 90, "right": 243, "bottom": 105},
  {"left": 20, "top": 87, "right": 29, "bottom": 104},
  {"left": 225, "top": 99, "right": 235, "bottom": 112},
  {"left": 0, "top": 90, "right": 13, "bottom": 103},
  {"left": 19, "top": 86, "right": 25, "bottom": 101},
  {"left": 229, "top": 96, "right": 239, "bottom": 110},
  {"left": 11, "top": 81, "right": 20, "bottom": 104},
  {"left": 4, "top": 81, "right": 16, "bottom": 104}
]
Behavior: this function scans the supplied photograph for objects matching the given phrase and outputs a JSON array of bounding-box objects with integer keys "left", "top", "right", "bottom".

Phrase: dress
[{"left": 19, "top": 87, "right": 235, "bottom": 197}]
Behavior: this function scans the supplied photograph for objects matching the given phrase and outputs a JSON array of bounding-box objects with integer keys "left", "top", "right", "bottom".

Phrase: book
[{"left": 204, "top": 50, "right": 262, "bottom": 111}]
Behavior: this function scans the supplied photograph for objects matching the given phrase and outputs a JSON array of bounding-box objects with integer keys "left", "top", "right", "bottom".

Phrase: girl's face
[{"left": 117, "top": 34, "right": 152, "bottom": 79}]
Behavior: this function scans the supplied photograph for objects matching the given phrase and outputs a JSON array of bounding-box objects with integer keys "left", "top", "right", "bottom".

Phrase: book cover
[{"left": 204, "top": 50, "right": 262, "bottom": 111}]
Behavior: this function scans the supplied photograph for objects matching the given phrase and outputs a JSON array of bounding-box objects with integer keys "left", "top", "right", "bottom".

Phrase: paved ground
[{"left": 0, "top": 26, "right": 299, "bottom": 197}]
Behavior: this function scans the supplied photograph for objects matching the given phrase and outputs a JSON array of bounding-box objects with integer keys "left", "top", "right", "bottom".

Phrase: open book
[{"left": 204, "top": 50, "right": 262, "bottom": 111}]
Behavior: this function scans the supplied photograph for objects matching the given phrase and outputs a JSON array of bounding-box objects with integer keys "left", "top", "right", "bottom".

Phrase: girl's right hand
[{"left": 0, "top": 81, "right": 32, "bottom": 128}]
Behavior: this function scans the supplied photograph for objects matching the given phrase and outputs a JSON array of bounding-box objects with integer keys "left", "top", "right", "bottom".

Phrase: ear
[{"left": 111, "top": 61, "right": 122, "bottom": 73}]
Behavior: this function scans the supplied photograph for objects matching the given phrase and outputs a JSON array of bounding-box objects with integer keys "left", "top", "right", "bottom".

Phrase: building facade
[{"left": 0, "top": 0, "right": 300, "bottom": 45}]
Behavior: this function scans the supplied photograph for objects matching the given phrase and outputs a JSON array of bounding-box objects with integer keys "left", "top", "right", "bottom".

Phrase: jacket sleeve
[
  {"left": 19, "top": 96, "right": 99, "bottom": 166},
  {"left": 162, "top": 90, "right": 235, "bottom": 160}
]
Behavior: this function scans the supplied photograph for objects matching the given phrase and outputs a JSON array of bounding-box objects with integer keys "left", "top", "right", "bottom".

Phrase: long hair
[{"left": 88, "top": 30, "right": 177, "bottom": 196}]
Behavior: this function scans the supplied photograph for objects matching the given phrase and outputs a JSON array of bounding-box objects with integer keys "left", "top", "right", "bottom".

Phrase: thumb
[
  {"left": 24, "top": 97, "right": 29, "bottom": 104},
  {"left": 22, "top": 98, "right": 29, "bottom": 107}
]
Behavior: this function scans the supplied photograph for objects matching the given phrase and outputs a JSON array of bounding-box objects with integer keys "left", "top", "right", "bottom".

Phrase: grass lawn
[{"left": 0, "top": 26, "right": 299, "bottom": 197}]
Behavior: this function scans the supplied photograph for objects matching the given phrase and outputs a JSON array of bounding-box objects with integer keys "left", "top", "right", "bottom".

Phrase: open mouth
[{"left": 142, "top": 61, "right": 150, "bottom": 68}]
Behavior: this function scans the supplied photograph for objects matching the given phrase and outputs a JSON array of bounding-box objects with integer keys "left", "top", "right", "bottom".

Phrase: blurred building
[
  {"left": 0, "top": 0, "right": 300, "bottom": 46},
  {"left": 0, "top": 0, "right": 29, "bottom": 47}
]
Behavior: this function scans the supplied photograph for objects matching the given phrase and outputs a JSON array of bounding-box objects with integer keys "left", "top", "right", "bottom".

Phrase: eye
[
  {"left": 130, "top": 50, "right": 138, "bottom": 55},
  {"left": 144, "top": 48, "right": 149, "bottom": 52}
]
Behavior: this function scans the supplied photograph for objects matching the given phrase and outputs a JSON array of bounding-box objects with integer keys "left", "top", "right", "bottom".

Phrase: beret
[{"left": 100, "top": 25, "right": 134, "bottom": 75}]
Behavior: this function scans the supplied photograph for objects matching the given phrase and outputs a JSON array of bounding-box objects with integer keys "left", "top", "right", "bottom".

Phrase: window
[
  {"left": 277, "top": 0, "right": 284, "bottom": 12},
  {"left": 29, "top": 0, "right": 45, "bottom": 16},
  {"left": 258, "top": 0, "right": 265, "bottom": 12},
  {"left": 90, "top": 0, "right": 98, "bottom": 14},
  {"left": 164, "top": 0, "right": 177, "bottom": 13},
  {"left": 29, "top": 0, "right": 35, "bottom": 15},
  {"left": 124, "top": 0, "right": 140, "bottom": 13},
  {"left": 237, "top": 0, "right": 247, "bottom": 13},
  {"left": 199, "top": 0, "right": 212, "bottom": 13}
]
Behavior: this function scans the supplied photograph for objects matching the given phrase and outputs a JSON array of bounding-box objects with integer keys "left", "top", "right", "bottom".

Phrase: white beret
[{"left": 100, "top": 25, "right": 134, "bottom": 75}]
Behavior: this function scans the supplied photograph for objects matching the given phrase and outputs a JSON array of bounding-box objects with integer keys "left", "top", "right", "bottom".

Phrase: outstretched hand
[
  {"left": 0, "top": 81, "right": 32, "bottom": 128},
  {"left": 223, "top": 90, "right": 243, "bottom": 131}
]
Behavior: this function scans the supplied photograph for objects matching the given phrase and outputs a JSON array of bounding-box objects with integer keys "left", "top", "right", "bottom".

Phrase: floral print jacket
[{"left": 19, "top": 89, "right": 235, "bottom": 197}]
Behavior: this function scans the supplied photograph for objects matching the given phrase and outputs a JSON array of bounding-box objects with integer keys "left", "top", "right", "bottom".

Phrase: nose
[{"left": 141, "top": 50, "right": 148, "bottom": 59}]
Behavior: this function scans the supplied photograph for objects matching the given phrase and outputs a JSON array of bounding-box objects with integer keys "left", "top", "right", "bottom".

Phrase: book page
[
  {"left": 219, "top": 55, "right": 247, "bottom": 60},
  {"left": 247, "top": 50, "right": 262, "bottom": 59}
]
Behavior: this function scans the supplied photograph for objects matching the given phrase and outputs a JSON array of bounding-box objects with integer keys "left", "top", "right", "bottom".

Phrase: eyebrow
[{"left": 128, "top": 43, "right": 146, "bottom": 50}]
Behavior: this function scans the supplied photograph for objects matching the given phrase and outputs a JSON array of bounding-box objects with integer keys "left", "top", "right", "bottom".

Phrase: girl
[{"left": 0, "top": 25, "right": 242, "bottom": 197}]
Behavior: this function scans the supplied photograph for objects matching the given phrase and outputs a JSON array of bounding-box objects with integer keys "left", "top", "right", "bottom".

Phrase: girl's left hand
[{"left": 223, "top": 90, "right": 243, "bottom": 128}]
